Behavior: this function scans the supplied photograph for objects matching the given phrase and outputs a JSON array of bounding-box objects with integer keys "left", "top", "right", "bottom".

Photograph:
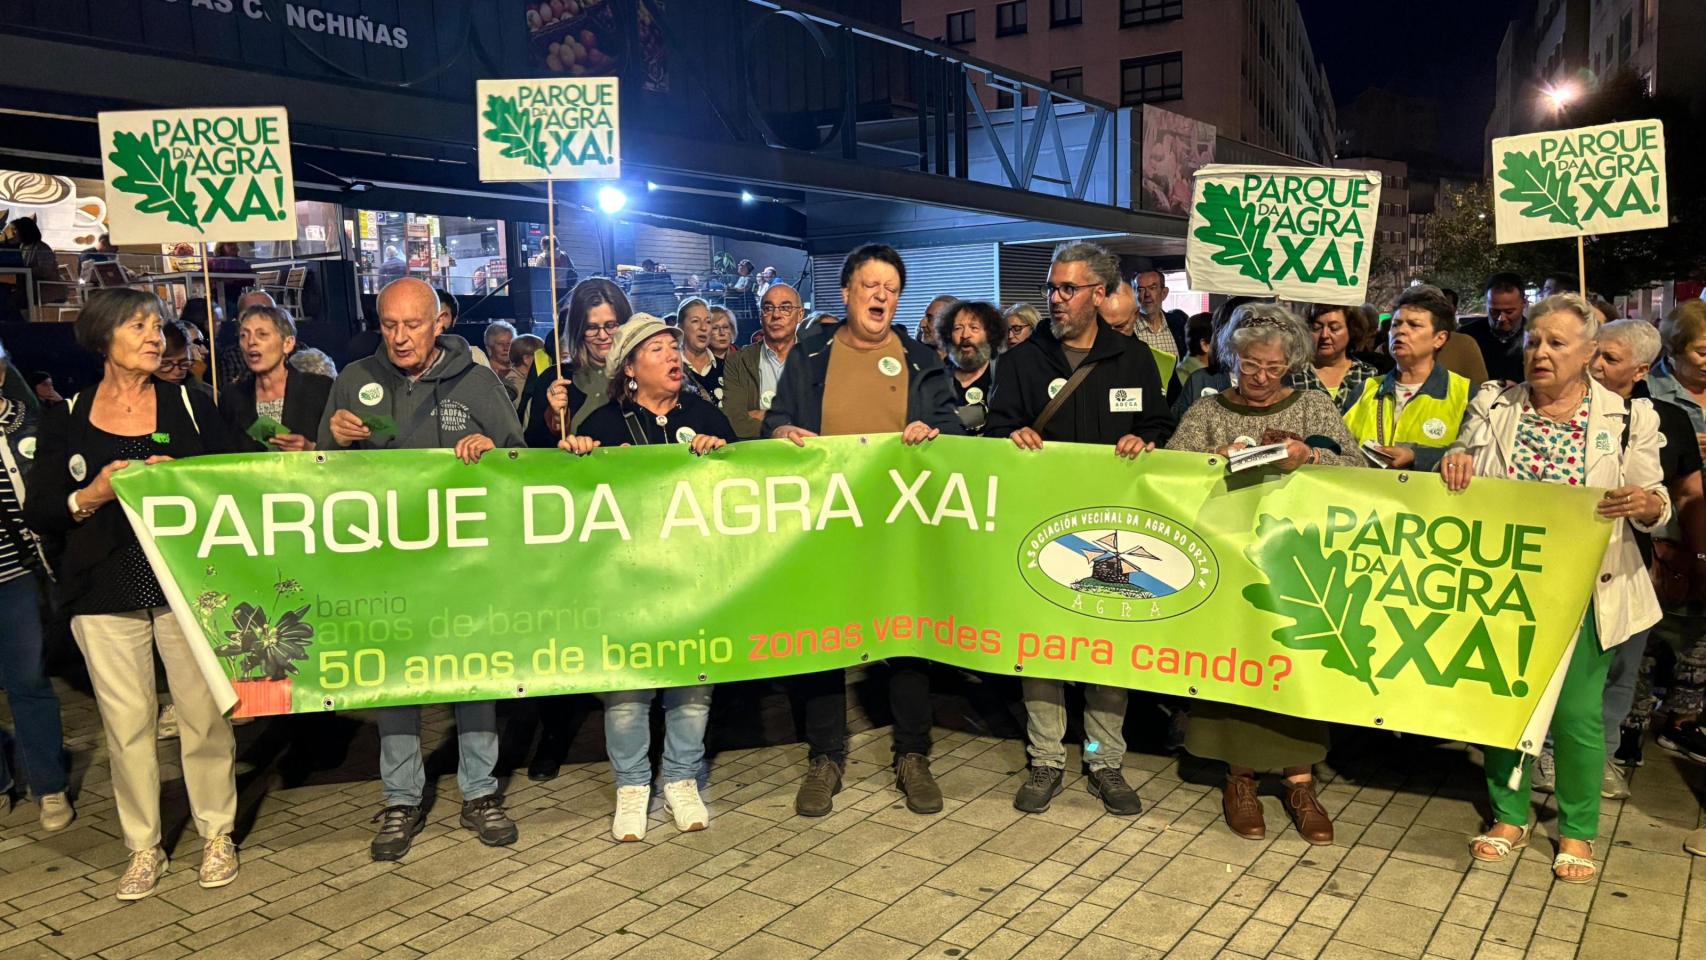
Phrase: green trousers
[{"left": 1484, "top": 614, "right": 1613, "bottom": 841}]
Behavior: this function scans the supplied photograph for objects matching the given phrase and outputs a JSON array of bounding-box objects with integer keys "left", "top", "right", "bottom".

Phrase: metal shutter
[
  {"left": 812, "top": 244, "right": 997, "bottom": 334},
  {"left": 998, "top": 243, "right": 1055, "bottom": 310},
  {"left": 556, "top": 207, "right": 607, "bottom": 276},
  {"left": 633, "top": 226, "right": 712, "bottom": 276}
]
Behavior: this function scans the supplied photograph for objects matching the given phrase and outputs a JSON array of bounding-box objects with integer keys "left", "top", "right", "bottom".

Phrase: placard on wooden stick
[
  {"left": 476, "top": 78, "right": 620, "bottom": 182},
  {"left": 1492, "top": 119, "right": 1667, "bottom": 245}
]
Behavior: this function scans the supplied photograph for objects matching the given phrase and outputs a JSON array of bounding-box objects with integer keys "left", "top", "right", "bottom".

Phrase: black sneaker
[
  {"left": 1086, "top": 767, "right": 1142, "bottom": 816},
  {"left": 1657, "top": 722, "right": 1706, "bottom": 763},
  {"left": 1013, "top": 766, "right": 1064, "bottom": 813},
  {"left": 460, "top": 795, "right": 518, "bottom": 847},
  {"left": 1615, "top": 723, "right": 1645, "bottom": 767},
  {"left": 370, "top": 805, "right": 425, "bottom": 861}
]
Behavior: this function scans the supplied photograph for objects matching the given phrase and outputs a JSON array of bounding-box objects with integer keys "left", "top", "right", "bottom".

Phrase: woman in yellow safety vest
[{"left": 1343, "top": 285, "right": 1471, "bottom": 469}]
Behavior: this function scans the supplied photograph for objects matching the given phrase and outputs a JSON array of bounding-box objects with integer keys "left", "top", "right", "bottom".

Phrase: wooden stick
[
  {"left": 203, "top": 241, "right": 218, "bottom": 404},
  {"left": 548, "top": 179, "right": 566, "bottom": 441},
  {"left": 1576, "top": 235, "right": 1587, "bottom": 300}
]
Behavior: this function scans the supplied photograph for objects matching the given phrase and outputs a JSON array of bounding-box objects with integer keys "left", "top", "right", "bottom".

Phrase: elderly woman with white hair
[
  {"left": 1443, "top": 294, "right": 1669, "bottom": 883},
  {"left": 1168, "top": 302, "right": 1363, "bottom": 847}
]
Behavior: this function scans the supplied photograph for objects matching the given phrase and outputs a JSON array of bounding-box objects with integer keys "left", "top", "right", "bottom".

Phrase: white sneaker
[
  {"left": 612, "top": 785, "right": 650, "bottom": 842},
  {"left": 39, "top": 792, "right": 74, "bottom": 832},
  {"left": 662, "top": 779, "right": 709, "bottom": 832},
  {"left": 1601, "top": 760, "right": 1631, "bottom": 800},
  {"left": 156, "top": 704, "right": 179, "bottom": 740}
]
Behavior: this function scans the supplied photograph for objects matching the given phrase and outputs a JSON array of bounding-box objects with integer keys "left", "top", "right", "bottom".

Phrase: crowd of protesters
[{"left": 2, "top": 240, "right": 1704, "bottom": 903}]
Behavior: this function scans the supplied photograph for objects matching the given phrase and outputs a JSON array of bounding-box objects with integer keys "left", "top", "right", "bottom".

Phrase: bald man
[
  {"left": 920, "top": 294, "right": 955, "bottom": 361},
  {"left": 316, "top": 277, "right": 524, "bottom": 861},
  {"left": 1098, "top": 280, "right": 1138, "bottom": 337}
]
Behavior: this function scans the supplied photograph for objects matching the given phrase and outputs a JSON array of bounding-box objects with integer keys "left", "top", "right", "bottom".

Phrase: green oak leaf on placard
[
  {"left": 107, "top": 131, "right": 203, "bottom": 232},
  {"left": 1496, "top": 150, "right": 1582, "bottom": 227},
  {"left": 1240, "top": 514, "right": 1381, "bottom": 695},
  {"left": 1192, "top": 182, "right": 1275, "bottom": 289},
  {"left": 481, "top": 94, "right": 549, "bottom": 171}
]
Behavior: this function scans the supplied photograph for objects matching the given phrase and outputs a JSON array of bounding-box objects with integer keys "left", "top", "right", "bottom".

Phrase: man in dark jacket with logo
[
  {"left": 318, "top": 277, "right": 523, "bottom": 861},
  {"left": 764, "top": 244, "right": 964, "bottom": 821},
  {"left": 985, "top": 240, "right": 1174, "bottom": 818}
]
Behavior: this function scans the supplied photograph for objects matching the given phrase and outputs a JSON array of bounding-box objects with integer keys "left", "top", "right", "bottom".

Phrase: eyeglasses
[
  {"left": 584, "top": 322, "right": 622, "bottom": 338},
  {"left": 1040, "top": 282, "right": 1092, "bottom": 301},
  {"left": 157, "top": 359, "right": 192, "bottom": 373},
  {"left": 1236, "top": 358, "right": 1290, "bottom": 380},
  {"left": 760, "top": 303, "right": 799, "bottom": 316}
]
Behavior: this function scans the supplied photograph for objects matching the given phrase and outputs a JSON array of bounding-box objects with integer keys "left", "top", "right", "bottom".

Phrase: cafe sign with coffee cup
[
  {"left": 0, "top": 171, "right": 107, "bottom": 250},
  {"left": 98, "top": 106, "right": 298, "bottom": 244}
]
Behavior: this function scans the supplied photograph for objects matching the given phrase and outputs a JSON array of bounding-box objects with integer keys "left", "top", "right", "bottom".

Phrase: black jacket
[
  {"left": 762, "top": 323, "right": 964, "bottom": 437},
  {"left": 24, "top": 380, "right": 237, "bottom": 611},
  {"left": 986, "top": 317, "right": 1175, "bottom": 446},
  {"left": 218, "top": 365, "right": 334, "bottom": 452}
]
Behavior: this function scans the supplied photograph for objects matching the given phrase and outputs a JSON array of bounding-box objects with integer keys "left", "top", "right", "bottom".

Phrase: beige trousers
[{"left": 72, "top": 608, "right": 237, "bottom": 851}]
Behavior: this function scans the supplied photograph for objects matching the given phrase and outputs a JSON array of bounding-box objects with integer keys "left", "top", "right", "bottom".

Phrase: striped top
[{"left": 0, "top": 400, "right": 31, "bottom": 584}]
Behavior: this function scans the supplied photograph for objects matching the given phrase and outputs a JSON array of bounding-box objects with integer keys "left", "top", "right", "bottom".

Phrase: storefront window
[{"left": 348, "top": 210, "right": 508, "bottom": 295}]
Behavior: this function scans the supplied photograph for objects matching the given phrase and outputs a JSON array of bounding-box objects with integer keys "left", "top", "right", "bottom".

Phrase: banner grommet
[
  {"left": 321, "top": 697, "right": 334, "bottom": 711},
  {"left": 508, "top": 450, "right": 520, "bottom": 460}
]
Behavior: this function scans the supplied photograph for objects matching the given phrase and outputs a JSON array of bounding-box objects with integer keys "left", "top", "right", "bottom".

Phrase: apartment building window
[
  {"left": 1051, "top": 0, "right": 1082, "bottom": 27},
  {"left": 1051, "top": 67, "right": 1084, "bottom": 96},
  {"left": 1121, "top": 0, "right": 1183, "bottom": 27},
  {"left": 1121, "top": 52, "right": 1183, "bottom": 105},
  {"left": 997, "top": 1, "right": 1027, "bottom": 36},
  {"left": 946, "top": 9, "right": 975, "bottom": 44}
]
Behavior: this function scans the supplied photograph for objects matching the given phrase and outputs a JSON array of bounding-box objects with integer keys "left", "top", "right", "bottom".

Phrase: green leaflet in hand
[
  {"left": 1241, "top": 514, "right": 1381, "bottom": 694},
  {"left": 1192, "top": 182, "right": 1274, "bottom": 290},
  {"left": 1497, "top": 150, "right": 1581, "bottom": 227},
  {"left": 481, "top": 94, "right": 549, "bottom": 171},
  {"left": 108, "top": 131, "right": 203, "bottom": 233}
]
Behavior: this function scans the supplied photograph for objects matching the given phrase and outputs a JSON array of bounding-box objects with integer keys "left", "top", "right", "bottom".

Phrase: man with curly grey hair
[{"left": 986, "top": 240, "right": 1173, "bottom": 818}]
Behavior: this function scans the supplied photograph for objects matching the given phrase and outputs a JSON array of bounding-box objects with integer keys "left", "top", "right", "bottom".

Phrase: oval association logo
[{"left": 1018, "top": 507, "right": 1219, "bottom": 621}]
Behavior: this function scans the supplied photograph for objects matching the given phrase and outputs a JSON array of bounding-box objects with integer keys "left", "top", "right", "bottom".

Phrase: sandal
[
  {"left": 1553, "top": 841, "right": 1596, "bottom": 884},
  {"left": 1470, "top": 821, "right": 1532, "bottom": 862}
]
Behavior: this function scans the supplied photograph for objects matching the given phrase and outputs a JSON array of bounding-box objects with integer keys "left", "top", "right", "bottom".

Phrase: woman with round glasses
[{"left": 523, "top": 278, "right": 633, "bottom": 446}]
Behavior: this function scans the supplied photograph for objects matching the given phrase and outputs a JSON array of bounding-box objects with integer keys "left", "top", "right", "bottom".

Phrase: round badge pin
[
  {"left": 714, "top": 387, "right": 724, "bottom": 401},
  {"left": 17, "top": 436, "right": 36, "bottom": 459},
  {"left": 965, "top": 386, "right": 985, "bottom": 405},
  {"left": 1047, "top": 378, "right": 1067, "bottom": 399},
  {"left": 759, "top": 390, "right": 775, "bottom": 410},
  {"left": 676, "top": 427, "right": 697, "bottom": 444},
  {"left": 1658, "top": 431, "right": 1669, "bottom": 448},
  {"left": 1423, "top": 417, "right": 1447, "bottom": 440},
  {"left": 358, "top": 382, "right": 385, "bottom": 407},
  {"left": 878, "top": 356, "right": 903, "bottom": 377},
  {"left": 69, "top": 453, "right": 87, "bottom": 481}
]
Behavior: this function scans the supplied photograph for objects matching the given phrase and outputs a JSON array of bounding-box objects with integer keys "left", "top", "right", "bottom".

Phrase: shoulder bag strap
[{"left": 1032, "top": 360, "right": 1100, "bottom": 435}]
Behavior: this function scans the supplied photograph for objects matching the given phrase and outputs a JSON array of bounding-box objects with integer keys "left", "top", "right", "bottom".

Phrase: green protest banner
[
  {"left": 477, "top": 77, "right": 620, "bottom": 182},
  {"left": 1493, "top": 120, "right": 1667, "bottom": 244},
  {"left": 112, "top": 437, "right": 1610, "bottom": 751},
  {"left": 1186, "top": 164, "right": 1382, "bottom": 303},
  {"left": 97, "top": 107, "right": 297, "bottom": 244}
]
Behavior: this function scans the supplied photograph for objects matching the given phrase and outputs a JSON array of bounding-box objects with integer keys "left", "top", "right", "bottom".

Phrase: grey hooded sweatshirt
[{"left": 317, "top": 334, "right": 523, "bottom": 451}]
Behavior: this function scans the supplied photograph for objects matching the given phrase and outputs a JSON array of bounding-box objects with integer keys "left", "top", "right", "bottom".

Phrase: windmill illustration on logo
[{"left": 1078, "top": 532, "right": 1161, "bottom": 585}]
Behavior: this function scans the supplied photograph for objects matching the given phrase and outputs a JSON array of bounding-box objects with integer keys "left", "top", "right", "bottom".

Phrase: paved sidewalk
[{"left": 2, "top": 676, "right": 1703, "bottom": 960}]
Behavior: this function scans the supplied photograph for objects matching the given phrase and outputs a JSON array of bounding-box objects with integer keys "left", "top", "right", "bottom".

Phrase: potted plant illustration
[{"left": 215, "top": 601, "right": 315, "bottom": 717}]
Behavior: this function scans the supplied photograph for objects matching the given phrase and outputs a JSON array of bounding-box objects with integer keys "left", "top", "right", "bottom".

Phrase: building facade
[{"left": 900, "top": 0, "right": 1337, "bottom": 165}]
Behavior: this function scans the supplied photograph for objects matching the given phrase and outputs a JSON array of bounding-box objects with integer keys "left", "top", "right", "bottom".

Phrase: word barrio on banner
[
  {"left": 477, "top": 77, "right": 620, "bottom": 181},
  {"left": 1186, "top": 164, "right": 1382, "bottom": 302},
  {"left": 112, "top": 437, "right": 1612, "bottom": 753},
  {"left": 1493, "top": 119, "right": 1667, "bottom": 244},
  {"left": 98, "top": 106, "right": 298, "bottom": 244}
]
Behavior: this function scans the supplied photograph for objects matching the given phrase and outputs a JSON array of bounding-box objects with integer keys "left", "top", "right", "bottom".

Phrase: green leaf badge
[
  {"left": 108, "top": 131, "right": 203, "bottom": 233},
  {"left": 1241, "top": 514, "right": 1380, "bottom": 694},
  {"left": 481, "top": 94, "right": 549, "bottom": 171},
  {"left": 1496, "top": 150, "right": 1581, "bottom": 227},
  {"left": 1192, "top": 182, "right": 1274, "bottom": 290}
]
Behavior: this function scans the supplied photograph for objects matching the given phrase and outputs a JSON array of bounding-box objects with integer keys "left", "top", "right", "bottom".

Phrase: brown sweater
[{"left": 1167, "top": 388, "right": 1365, "bottom": 467}]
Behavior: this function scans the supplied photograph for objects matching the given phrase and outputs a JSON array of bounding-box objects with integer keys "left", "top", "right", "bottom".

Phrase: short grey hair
[
  {"left": 1529, "top": 292, "right": 1599, "bottom": 338},
  {"left": 1050, "top": 241, "right": 1121, "bottom": 294},
  {"left": 1218, "top": 302, "right": 1312, "bottom": 374},
  {"left": 239, "top": 303, "right": 295, "bottom": 340},
  {"left": 1598, "top": 318, "right": 1662, "bottom": 366},
  {"left": 483, "top": 320, "right": 517, "bottom": 351}
]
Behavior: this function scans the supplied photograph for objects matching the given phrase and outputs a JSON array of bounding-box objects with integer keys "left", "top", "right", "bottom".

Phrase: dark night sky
[{"left": 1298, "top": 0, "right": 1531, "bottom": 170}]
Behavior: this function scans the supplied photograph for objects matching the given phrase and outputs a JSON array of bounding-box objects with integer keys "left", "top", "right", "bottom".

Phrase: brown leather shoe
[
  {"left": 1222, "top": 774, "right": 1264, "bottom": 839},
  {"left": 1283, "top": 779, "right": 1333, "bottom": 845}
]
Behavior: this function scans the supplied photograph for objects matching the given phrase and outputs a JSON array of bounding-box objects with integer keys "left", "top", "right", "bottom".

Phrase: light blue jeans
[
  {"left": 376, "top": 702, "right": 499, "bottom": 807},
  {"left": 601, "top": 686, "right": 713, "bottom": 787},
  {"left": 1603, "top": 628, "right": 1651, "bottom": 754}
]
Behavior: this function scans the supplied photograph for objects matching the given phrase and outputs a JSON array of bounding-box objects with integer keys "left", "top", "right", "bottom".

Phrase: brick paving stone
[
  {"left": 1334, "top": 897, "right": 1440, "bottom": 958},
  {"left": 1272, "top": 921, "right": 1334, "bottom": 960},
  {"left": 762, "top": 887, "right": 886, "bottom": 949},
  {"left": 1095, "top": 891, "right": 1205, "bottom": 952},
  {"left": 1590, "top": 881, "right": 1685, "bottom": 938}
]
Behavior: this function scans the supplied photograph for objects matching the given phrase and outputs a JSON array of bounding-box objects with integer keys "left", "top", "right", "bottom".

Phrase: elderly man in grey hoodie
[{"left": 317, "top": 277, "right": 524, "bottom": 862}]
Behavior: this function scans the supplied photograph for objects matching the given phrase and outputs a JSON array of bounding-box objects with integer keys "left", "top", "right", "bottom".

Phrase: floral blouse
[{"left": 1510, "top": 395, "right": 1589, "bottom": 486}]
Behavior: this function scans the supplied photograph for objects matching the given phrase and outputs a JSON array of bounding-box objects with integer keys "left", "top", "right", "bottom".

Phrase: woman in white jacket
[{"left": 1440, "top": 293, "right": 1668, "bottom": 883}]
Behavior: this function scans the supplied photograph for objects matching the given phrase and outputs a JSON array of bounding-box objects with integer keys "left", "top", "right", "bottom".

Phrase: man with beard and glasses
[
  {"left": 933, "top": 299, "right": 1002, "bottom": 435},
  {"left": 986, "top": 240, "right": 1174, "bottom": 818}
]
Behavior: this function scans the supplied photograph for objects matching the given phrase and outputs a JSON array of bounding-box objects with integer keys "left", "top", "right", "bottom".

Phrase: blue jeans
[
  {"left": 1604, "top": 628, "right": 1651, "bottom": 754},
  {"left": 601, "top": 686, "right": 712, "bottom": 787},
  {"left": 375, "top": 701, "right": 499, "bottom": 807},
  {"left": 0, "top": 573, "right": 66, "bottom": 797}
]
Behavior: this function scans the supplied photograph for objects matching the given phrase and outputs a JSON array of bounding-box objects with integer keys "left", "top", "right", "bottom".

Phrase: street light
[
  {"left": 1544, "top": 82, "right": 1578, "bottom": 113},
  {"left": 597, "top": 185, "right": 627, "bottom": 215}
]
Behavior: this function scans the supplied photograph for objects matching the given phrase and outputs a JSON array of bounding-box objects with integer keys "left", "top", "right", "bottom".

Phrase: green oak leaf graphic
[
  {"left": 1193, "top": 182, "right": 1275, "bottom": 290},
  {"left": 107, "top": 131, "right": 203, "bottom": 232},
  {"left": 1496, "top": 150, "right": 1582, "bottom": 227},
  {"left": 481, "top": 94, "right": 549, "bottom": 171},
  {"left": 1240, "top": 514, "right": 1381, "bottom": 695}
]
